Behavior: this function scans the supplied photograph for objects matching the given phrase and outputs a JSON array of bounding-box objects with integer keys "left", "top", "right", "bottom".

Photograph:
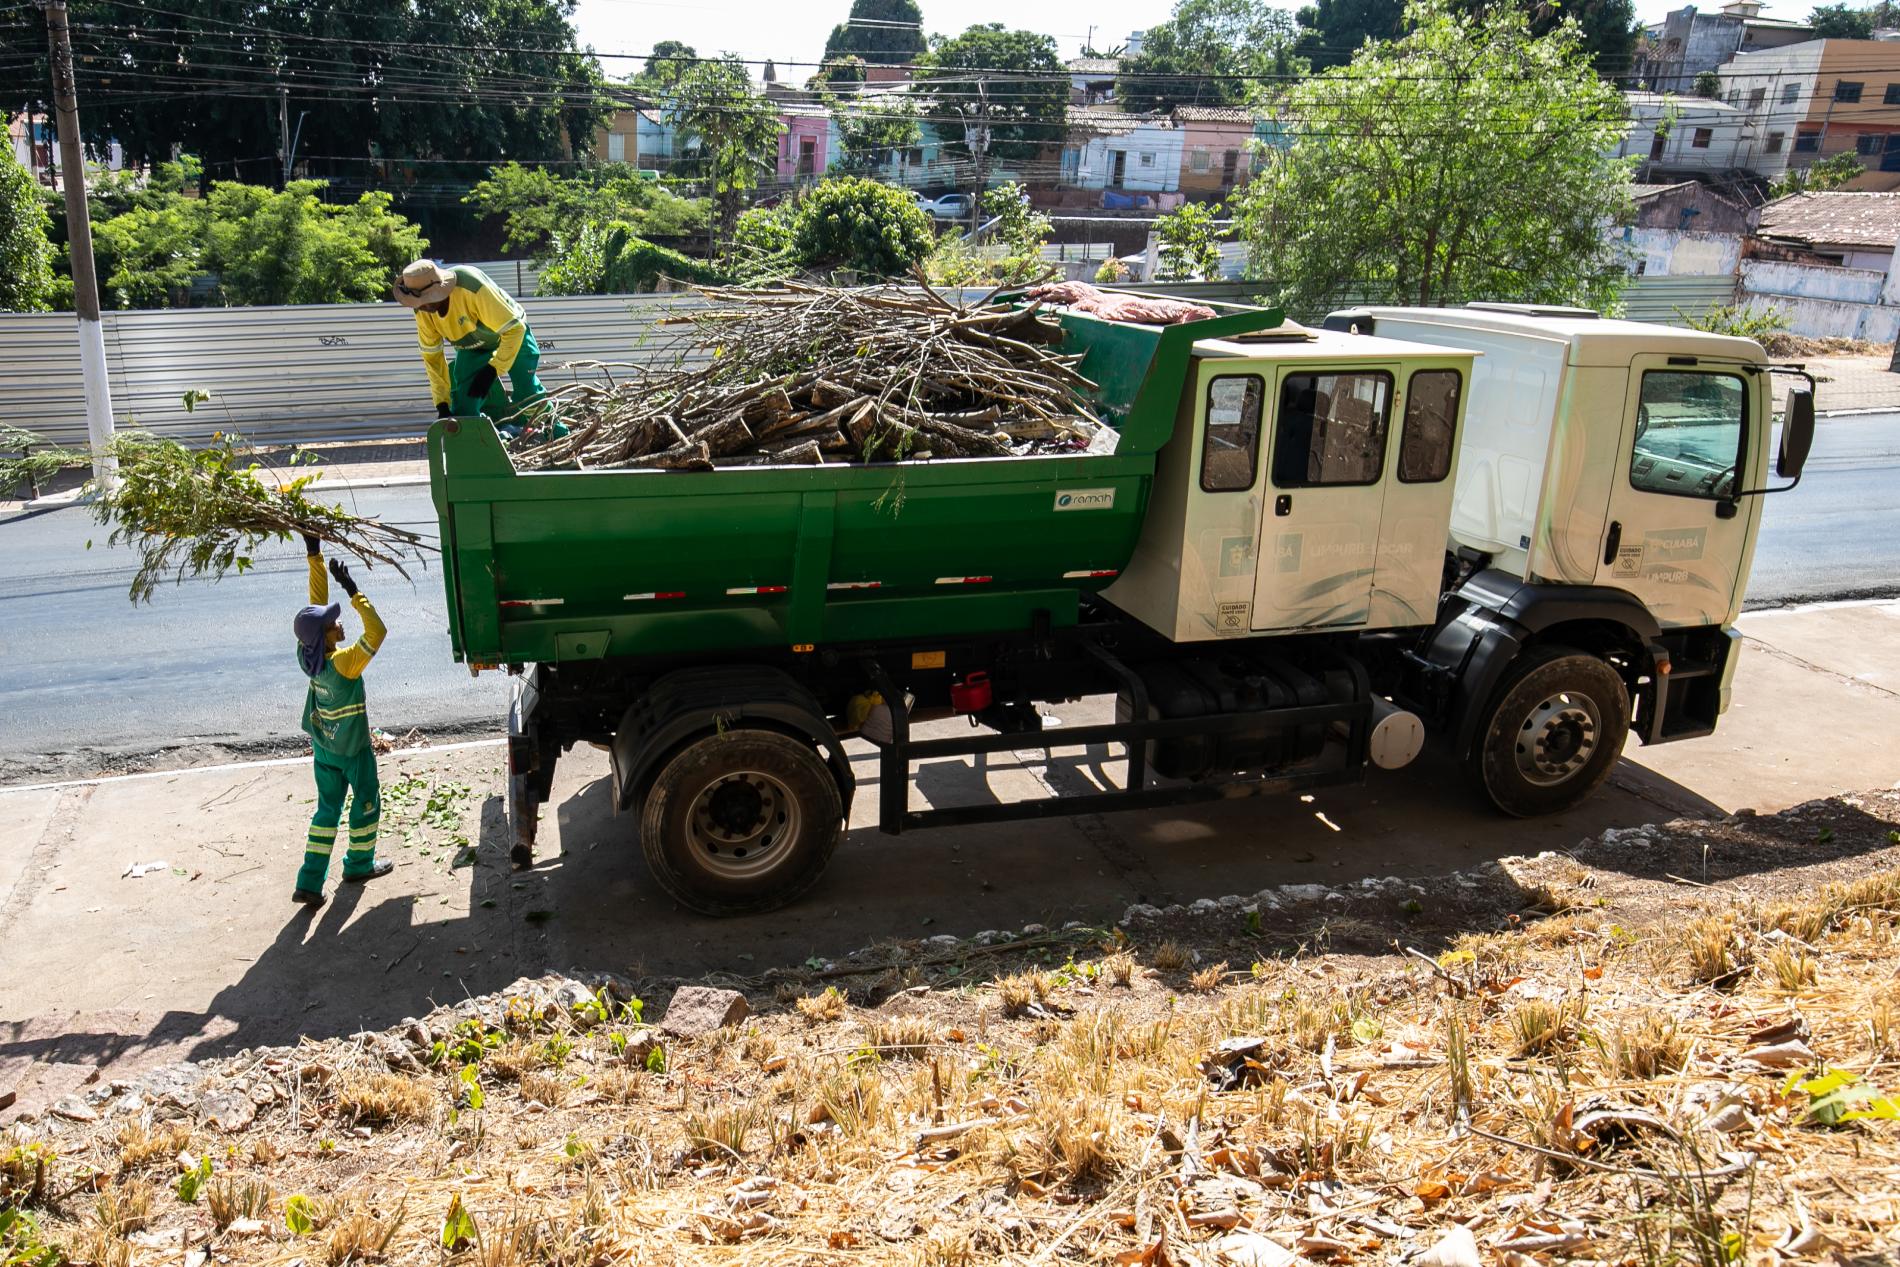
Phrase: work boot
[
  {"left": 343, "top": 859, "right": 395, "bottom": 884},
  {"left": 291, "top": 887, "right": 326, "bottom": 908}
]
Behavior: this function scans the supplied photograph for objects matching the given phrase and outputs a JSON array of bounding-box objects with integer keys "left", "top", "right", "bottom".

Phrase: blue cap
[{"left": 294, "top": 603, "right": 342, "bottom": 677}]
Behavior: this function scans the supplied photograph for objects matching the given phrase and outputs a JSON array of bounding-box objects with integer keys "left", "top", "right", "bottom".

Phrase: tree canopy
[
  {"left": 1808, "top": 2, "right": 1877, "bottom": 37},
  {"left": 1296, "top": 0, "right": 1640, "bottom": 75},
  {"left": 664, "top": 55, "right": 784, "bottom": 245},
  {"left": 634, "top": 40, "right": 700, "bottom": 90},
  {"left": 826, "top": 92, "right": 923, "bottom": 173},
  {"left": 791, "top": 176, "right": 935, "bottom": 277},
  {"left": 822, "top": 0, "right": 927, "bottom": 66},
  {"left": 463, "top": 162, "right": 707, "bottom": 256},
  {"left": 1236, "top": 0, "right": 1634, "bottom": 315},
  {"left": 918, "top": 25, "right": 1068, "bottom": 164},
  {"left": 2, "top": 0, "right": 611, "bottom": 193},
  {"left": 1118, "top": 0, "right": 1308, "bottom": 114},
  {"left": 0, "top": 143, "right": 55, "bottom": 313},
  {"left": 1294, "top": 0, "right": 1407, "bottom": 71}
]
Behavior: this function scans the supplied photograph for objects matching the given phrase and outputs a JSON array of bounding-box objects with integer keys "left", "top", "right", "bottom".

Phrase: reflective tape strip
[
  {"left": 934, "top": 576, "right": 992, "bottom": 585},
  {"left": 307, "top": 824, "right": 337, "bottom": 838},
  {"left": 314, "top": 704, "right": 366, "bottom": 720},
  {"left": 725, "top": 585, "right": 787, "bottom": 596},
  {"left": 1062, "top": 569, "right": 1121, "bottom": 579},
  {"left": 305, "top": 841, "right": 333, "bottom": 857},
  {"left": 498, "top": 598, "right": 564, "bottom": 608},
  {"left": 623, "top": 591, "right": 686, "bottom": 601},
  {"left": 497, "top": 318, "right": 523, "bottom": 333},
  {"left": 826, "top": 581, "right": 883, "bottom": 590}
]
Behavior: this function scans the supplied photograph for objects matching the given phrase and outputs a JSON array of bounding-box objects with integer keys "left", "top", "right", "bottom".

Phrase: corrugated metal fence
[
  {"left": 1, "top": 295, "right": 705, "bottom": 448},
  {"left": 0, "top": 275, "right": 1743, "bottom": 450}
]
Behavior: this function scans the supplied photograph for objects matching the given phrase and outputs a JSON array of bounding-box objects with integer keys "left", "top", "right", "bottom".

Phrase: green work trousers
[
  {"left": 298, "top": 743, "right": 382, "bottom": 893},
  {"left": 449, "top": 327, "right": 551, "bottom": 433}
]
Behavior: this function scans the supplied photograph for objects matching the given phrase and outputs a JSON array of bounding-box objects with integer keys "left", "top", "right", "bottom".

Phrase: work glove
[
  {"left": 436, "top": 402, "right": 452, "bottom": 420},
  {"left": 302, "top": 533, "right": 321, "bottom": 557},
  {"left": 328, "top": 557, "right": 359, "bottom": 598},
  {"left": 468, "top": 365, "right": 499, "bottom": 399}
]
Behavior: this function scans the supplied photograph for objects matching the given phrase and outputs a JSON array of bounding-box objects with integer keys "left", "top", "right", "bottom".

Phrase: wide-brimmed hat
[{"left": 393, "top": 259, "right": 455, "bottom": 307}]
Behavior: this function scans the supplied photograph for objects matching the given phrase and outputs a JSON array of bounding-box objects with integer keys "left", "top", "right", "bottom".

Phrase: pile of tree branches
[
  {"left": 512, "top": 281, "right": 1111, "bottom": 471},
  {"left": 93, "top": 433, "right": 432, "bottom": 603}
]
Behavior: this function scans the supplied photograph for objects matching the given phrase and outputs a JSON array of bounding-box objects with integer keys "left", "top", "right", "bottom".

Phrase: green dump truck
[{"left": 427, "top": 297, "right": 1815, "bottom": 916}]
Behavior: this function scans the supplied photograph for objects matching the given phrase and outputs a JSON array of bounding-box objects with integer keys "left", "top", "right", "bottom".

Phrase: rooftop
[
  {"left": 1173, "top": 105, "right": 1255, "bottom": 124},
  {"left": 1067, "top": 56, "right": 1121, "bottom": 75},
  {"left": 1757, "top": 190, "right": 1900, "bottom": 248},
  {"left": 1623, "top": 90, "right": 1742, "bottom": 113}
]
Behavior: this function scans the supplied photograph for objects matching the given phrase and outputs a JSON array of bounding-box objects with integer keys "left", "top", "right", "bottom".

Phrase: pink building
[{"left": 776, "top": 108, "right": 831, "bottom": 181}]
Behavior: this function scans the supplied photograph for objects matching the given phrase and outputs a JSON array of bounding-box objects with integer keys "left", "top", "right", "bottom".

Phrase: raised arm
[
  {"left": 326, "top": 559, "right": 385, "bottom": 680},
  {"left": 305, "top": 534, "right": 328, "bottom": 604}
]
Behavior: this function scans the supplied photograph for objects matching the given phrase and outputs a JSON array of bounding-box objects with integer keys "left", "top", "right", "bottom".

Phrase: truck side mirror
[{"left": 1778, "top": 386, "right": 1814, "bottom": 480}]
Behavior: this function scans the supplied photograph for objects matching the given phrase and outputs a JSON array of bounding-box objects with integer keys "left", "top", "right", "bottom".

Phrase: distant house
[
  {"left": 1615, "top": 91, "right": 1752, "bottom": 179},
  {"left": 1060, "top": 106, "right": 1183, "bottom": 195},
  {"left": 1718, "top": 38, "right": 1900, "bottom": 189},
  {"left": 1623, "top": 180, "right": 1752, "bottom": 276},
  {"left": 1067, "top": 56, "right": 1121, "bottom": 106},
  {"left": 775, "top": 103, "right": 833, "bottom": 181},
  {"left": 1632, "top": 1, "right": 1813, "bottom": 93},
  {"left": 1741, "top": 190, "right": 1900, "bottom": 339},
  {"left": 1172, "top": 105, "right": 1254, "bottom": 196},
  {"left": 596, "top": 103, "right": 680, "bottom": 169},
  {"left": 1753, "top": 189, "right": 1900, "bottom": 265}
]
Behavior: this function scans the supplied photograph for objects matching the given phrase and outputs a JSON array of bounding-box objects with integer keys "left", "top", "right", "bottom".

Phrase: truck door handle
[
  {"left": 1603, "top": 519, "right": 1622, "bottom": 567},
  {"left": 1274, "top": 495, "right": 1292, "bottom": 517}
]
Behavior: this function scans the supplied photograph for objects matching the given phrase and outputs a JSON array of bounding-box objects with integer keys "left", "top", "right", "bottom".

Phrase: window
[
  {"left": 1794, "top": 130, "right": 1821, "bottom": 152},
  {"left": 1766, "top": 131, "right": 1786, "bottom": 153},
  {"left": 1858, "top": 133, "right": 1883, "bottom": 156},
  {"left": 1201, "top": 376, "right": 1264, "bottom": 492},
  {"left": 1399, "top": 371, "right": 1460, "bottom": 483},
  {"left": 1836, "top": 80, "right": 1863, "bottom": 102},
  {"left": 1190, "top": 147, "right": 1210, "bottom": 172},
  {"left": 605, "top": 132, "right": 625, "bottom": 163},
  {"left": 1782, "top": 82, "right": 1801, "bottom": 103},
  {"left": 1271, "top": 372, "right": 1393, "bottom": 488},
  {"left": 1888, "top": 84, "right": 1900, "bottom": 105},
  {"left": 1650, "top": 131, "right": 1668, "bottom": 161},
  {"left": 1748, "top": 87, "right": 1766, "bottom": 109},
  {"left": 1631, "top": 371, "right": 1746, "bottom": 500},
  {"left": 1139, "top": 151, "right": 1154, "bottom": 167},
  {"left": 1691, "top": 127, "right": 1713, "bottom": 148}
]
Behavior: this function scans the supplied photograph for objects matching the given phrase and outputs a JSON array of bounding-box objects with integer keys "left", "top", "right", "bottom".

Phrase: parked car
[{"left": 920, "top": 192, "right": 973, "bottom": 221}]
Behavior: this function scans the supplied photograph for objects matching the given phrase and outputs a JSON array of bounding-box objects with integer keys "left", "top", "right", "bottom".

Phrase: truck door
[
  {"left": 1593, "top": 357, "right": 1759, "bottom": 628},
  {"left": 1252, "top": 366, "right": 1395, "bottom": 630}
]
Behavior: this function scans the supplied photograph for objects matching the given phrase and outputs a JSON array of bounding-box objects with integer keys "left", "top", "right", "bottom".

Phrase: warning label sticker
[
  {"left": 1216, "top": 601, "right": 1251, "bottom": 637},
  {"left": 1612, "top": 545, "right": 1644, "bottom": 579}
]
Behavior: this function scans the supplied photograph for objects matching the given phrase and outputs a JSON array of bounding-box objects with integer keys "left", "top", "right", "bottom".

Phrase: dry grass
[
  {"left": 795, "top": 986, "right": 846, "bottom": 1022},
  {"left": 334, "top": 1072, "right": 435, "bottom": 1126},
  {"left": 113, "top": 1122, "right": 189, "bottom": 1173},
  {"left": 20, "top": 860, "right": 1900, "bottom": 1267},
  {"left": 1151, "top": 939, "right": 1192, "bottom": 972},
  {"left": 1188, "top": 960, "right": 1229, "bottom": 993}
]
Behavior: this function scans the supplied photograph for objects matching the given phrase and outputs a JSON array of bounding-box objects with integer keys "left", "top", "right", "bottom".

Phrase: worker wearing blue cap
[{"left": 291, "top": 534, "right": 392, "bottom": 907}]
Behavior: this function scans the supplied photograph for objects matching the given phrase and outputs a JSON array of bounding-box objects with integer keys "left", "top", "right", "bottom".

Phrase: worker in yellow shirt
[{"left": 393, "top": 259, "right": 563, "bottom": 440}]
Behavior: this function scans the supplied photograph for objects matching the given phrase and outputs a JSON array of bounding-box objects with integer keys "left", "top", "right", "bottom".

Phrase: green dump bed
[{"left": 428, "top": 299, "right": 1283, "bottom": 666}]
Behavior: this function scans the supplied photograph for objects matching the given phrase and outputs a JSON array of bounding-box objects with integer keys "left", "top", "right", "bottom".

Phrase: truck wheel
[
  {"left": 639, "top": 728, "right": 844, "bottom": 916},
  {"left": 1468, "top": 646, "right": 1629, "bottom": 818}
]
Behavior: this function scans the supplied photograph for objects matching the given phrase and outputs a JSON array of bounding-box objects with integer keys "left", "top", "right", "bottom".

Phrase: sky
[{"left": 565, "top": 0, "right": 1811, "bottom": 77}]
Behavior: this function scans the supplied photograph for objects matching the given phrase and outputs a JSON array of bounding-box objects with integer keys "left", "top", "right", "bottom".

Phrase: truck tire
[
  {"left": 639, "top": 728, "right": 844, "bottom": 916},
  {"left": 1467, "top": 646, "right": 1629, "bottom": 818}
]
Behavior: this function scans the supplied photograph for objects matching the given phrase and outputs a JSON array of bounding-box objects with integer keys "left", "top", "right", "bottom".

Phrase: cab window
[
  {"left": 1201, "top": 375, "right": 1264, "bottom": 492},
  {"left": 1631, "top": 371, "right": 1746, "bottom": 500},
  {"left": 1399, "top": 370, "right": 1460, "bottom": 483},
  {"left": 1272, "top": 371, "right": 1392, "bottom": 488}
]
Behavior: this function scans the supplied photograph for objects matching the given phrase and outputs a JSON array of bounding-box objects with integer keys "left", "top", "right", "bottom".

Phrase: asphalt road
[{"left": 1, "top": 410, "right": 1895, "bottom": 773}]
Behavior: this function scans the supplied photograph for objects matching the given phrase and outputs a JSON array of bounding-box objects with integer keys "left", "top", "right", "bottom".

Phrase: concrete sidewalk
[{"left": 5, "top": 600, "right": 1899, "bottom": 1121}]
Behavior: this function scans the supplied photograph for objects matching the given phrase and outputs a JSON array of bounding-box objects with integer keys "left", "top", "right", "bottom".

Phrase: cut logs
[{"left": 511, "top": 282, "right": 1115, "bottom": 472}]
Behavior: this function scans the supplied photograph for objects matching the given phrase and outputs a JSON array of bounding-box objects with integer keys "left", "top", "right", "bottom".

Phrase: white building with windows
[
  {"left": 1615, "top": 91, "right": 1754, "bottom": 178},
  {"left": 1060, "top": 107, "right": 1184, "bottom": 193}
]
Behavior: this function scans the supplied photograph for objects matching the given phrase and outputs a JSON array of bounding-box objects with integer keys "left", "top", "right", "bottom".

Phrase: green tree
[
  {"left": 812, "top": 55, "right": 870, "bottom": 88},
  {"left": 540, "top": 221, "right": 726, "bottom": 294},
  {"left": 93, "top": 200, "right": 209, "bottom": 309},
  {"left": 665, "top": 55, "right": 784, "bottom": 246},
  {"left": 981, "top": 182, "right": 1052, "bottom": 281},
  {"left": 1155, "top": 202, "right": 1226, "bottom": 280},
  {"left": 1119, "top": 0, "right": 1308, "bottom": 114},
  {"left": 1693, "top": 69, "right": 1722, "bottom": 97},
  {"left": 791, "top": 176, "right": 934, "bottom": 277},
  {"left": 822, "top": 0, "right": 927, "bottom": 66},
  {"left": 919, "top": 25, "right": 1068, "bottom": 164},
  {"left": 1236, "top": 0, "right": 1633, "bottom": 314},
  {"left": 1770, "top": 150, "right": 1866, "bottom": 196},
  {"left": 635, "top": 40, "right": 699, "bottom": 90},
  {"left": 1294, "top": 0, "right": 1406, "bottom": 71},
  {"left": 3, "top": 0, "right": 610, "bottom": 191},
  {"left": 0, "top": 143, "right": 55, "bottom": 312},
  {"left": 201, "top": 182, "right": 426, "bottom": 306},
  {"left": 1809, "top": 2, "right": 1877, "bottom": 37},
  {"left": 463, "top": 162, "right": 707, "bottom": 256},
  {"left": 826, "top": 92, "right": 923, "bottom": 173}
]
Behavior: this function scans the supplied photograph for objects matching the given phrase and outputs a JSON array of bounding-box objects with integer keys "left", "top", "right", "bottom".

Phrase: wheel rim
[
  {"left": 1512, "top": 690, "right": 1600, "bottom": 787},
  {"left": 685, "top": 769, "right": 802, "bottom": 881}
]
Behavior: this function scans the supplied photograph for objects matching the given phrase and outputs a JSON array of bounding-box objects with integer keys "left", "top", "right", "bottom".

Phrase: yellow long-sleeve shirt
[
  {"left": 308, "top": 556, "right": 386, "bottom": 680},
  {"left": 413, "top": 265, "right": 529, "bottom": 407}
]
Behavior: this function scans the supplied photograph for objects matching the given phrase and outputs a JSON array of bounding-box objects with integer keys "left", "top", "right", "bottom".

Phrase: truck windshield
[{"left": 1631, "top": 371, "right": 1746, "bottom": 500}]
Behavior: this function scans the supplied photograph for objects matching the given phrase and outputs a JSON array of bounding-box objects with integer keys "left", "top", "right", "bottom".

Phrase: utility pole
[
  {"left": 279, "top": 85, "right": 290, "bottom": 187},
  {"left": 41, "top": 0, "right": 115, "bottom": 484}
]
